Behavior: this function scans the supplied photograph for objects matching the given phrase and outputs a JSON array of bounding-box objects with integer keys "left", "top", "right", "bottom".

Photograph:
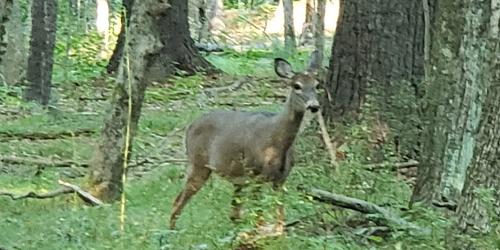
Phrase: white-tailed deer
[{"left": 169, "top": 52, "right": 322, "bottom": 229}]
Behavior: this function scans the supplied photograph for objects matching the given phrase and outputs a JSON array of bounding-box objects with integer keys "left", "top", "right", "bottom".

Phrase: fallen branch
[
  {"left": 203, "top": 76, "right": 250, "bottom": 95},
  {"left": 0, "top": 155, "right": 89, "bottom": 168},
  {"left": 58, "top": 180, "right": 103, "bottom": 206},
  {"left": 0, "top": 180, "right": 103, "bottom": 206},
  {"left": 0, "top": 188, "right": 73, "bottom": 200},
  {"left": 302, "top": 187, "right": 429, "bottom": 233},
  {"left": 365, "top": 160, "right": 419, "bottom": 171},
  {"left": 0, "top": 128, "right": 95, "bottom": 142},
  {"left": 316, "top": 112, "right": 338, "bottom": 168}
]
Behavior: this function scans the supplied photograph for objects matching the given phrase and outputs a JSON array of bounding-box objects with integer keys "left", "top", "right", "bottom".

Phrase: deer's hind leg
[{"left": 169, "top": 164, "right": 212, "bottom": 229}]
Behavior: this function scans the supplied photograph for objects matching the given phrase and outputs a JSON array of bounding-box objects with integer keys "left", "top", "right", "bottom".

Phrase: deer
[{"left": 169, "top": 52, "right": 322, "bottom": 230}]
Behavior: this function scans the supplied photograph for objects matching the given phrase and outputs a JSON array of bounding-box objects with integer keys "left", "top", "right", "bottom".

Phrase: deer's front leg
[
  {"left": 273, "top": 185, "right": 286, "bottom": 235},
  {"left": 230, "top": 184, "right": 244, "bottom": 222}
]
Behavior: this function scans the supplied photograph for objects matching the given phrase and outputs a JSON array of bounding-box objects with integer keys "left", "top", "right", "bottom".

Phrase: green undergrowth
[{"left": 2, "top": 50, "right": 495, "bottom": 250}]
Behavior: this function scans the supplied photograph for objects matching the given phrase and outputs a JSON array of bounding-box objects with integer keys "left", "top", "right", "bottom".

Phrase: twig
[
  {"left": 365, "top": 160, "right": 419, "bottom": 171},
  {"left": 0, "top": 128, "right": 95, "bottom": 142},
  {"left": 58, "top": 180, "right": 103, "bottom": 206},
  {"left": 0, "top": 155, "right": 89, "bottom": 168},
  {"left": 316, "top": 112, "right": 338, "bottom": 168},
  {"left": 0, "top": 188, "right": 73, "bottom": 200},
  {"left": 301, "top": 187, "right": 429, "bottom": 233}
]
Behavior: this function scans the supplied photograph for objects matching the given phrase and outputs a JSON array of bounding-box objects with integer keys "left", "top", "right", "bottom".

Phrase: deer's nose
[{"left": 306, "top": 100, "right": 320, "bottom": 113}]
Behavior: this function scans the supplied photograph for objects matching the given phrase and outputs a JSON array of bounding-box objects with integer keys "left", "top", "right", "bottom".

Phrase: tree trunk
[
  {"left": 89, "top": 0, "right": 170, "bottom": 202},
  {"left": 1, "top": 0, "right": 29, "bottom": 85},
  {"left": 106, "top": 0, "right": 134, "bottom": 74},
  {"left": 313, "top": 0, "right": 325, "bottom": 63},
  {"left": 0, "top": 0, "right": 13, "bottom": 68},
  {"left": 455, "top": 2, "right": 500, "bottom": 238},
  {"left": 23, "top": 0, "right": 57, "bottom": 105},
  {"left": 147, "top": 0, "right": 216, "bottom": 80},
  {"left": 411, "top": 0, "right": 494, "bottom": 206},
  {"left": 299, "top": 0, "right": 314, "bottom": 45},
  {"left": 322, "top": 0, "right": 424, "bottom": 157},
  {"left": 282, "top": 0, "right": 296, "bottom": 51},
  {"left": 191, "top": 0, "right": 224, "bottom": 43}
]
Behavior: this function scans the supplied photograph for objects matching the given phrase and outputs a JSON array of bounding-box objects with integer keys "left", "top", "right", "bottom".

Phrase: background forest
[{"left": 0, "top": 0, "right": 499, "bottom": 249}]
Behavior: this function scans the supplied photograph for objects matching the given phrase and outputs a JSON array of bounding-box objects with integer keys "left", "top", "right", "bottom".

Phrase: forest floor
[{"left": 0, "top": 49, "right": 457, "bottom": 250}]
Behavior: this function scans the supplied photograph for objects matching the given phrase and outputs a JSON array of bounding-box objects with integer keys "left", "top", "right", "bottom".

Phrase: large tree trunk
[
  {"left": 322, "top": 0, "right": 424, "bottom": 159},
  {"left": 454, "top": 6, "right": 500, "bottom": 240},
  {"left": 106, "top": 0, "right": 134, "bottom": 74},
  {"left": 147, "top": 0, "right": 216, "bottom": 80},
  {"left": 282, "top": 0, "right": 296, "bottom": 51},
  {"left": 89, "top": 0, "right": 170, "bottom": 202},
  {"left": 323, "top": 0, "right": 424, "bottom": 122},
  {"left": 23, "top": 0, "right": 57, "bottom": 105},
  {"left": 411, "top": 0, "right": 493, "bottom": 206}
]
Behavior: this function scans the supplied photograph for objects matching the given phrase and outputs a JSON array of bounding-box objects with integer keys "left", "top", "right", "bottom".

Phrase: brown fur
[{"left": 169, "top": 56, "right": 321, "bottom": 229}]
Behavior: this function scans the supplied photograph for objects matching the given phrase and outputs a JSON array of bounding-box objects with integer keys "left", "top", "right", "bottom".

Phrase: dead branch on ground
[
  {"left": 58, "top": 180, "right": 103, "bottom": 206},
  {"left": 203, "top": 76, "right": 251, "bottom": 95},
  {"left": 0, "top": 128, "right": 95, "bottom": 142},
  {"left": 0, "top": 180, "right": 103, "bottom": 206},
  {"left": 0, "top": 188, "right": 73, "bottom": 200},
  {"left": 0, "top": 155, "right": 89, "bottom": 168},
  {"left": 301, "top": 187, "right": 429, "bottom": 233},
  {"left": 365, "top": 160, "right": 419, "bottom": 171}
]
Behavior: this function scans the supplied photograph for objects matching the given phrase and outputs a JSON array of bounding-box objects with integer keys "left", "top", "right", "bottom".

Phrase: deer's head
[{"left": 274, "top": 52, "right": 322, "bottom": 113}]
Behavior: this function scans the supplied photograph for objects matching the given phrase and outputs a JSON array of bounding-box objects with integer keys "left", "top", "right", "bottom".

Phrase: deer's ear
[{"left": 274, "top": 58, "right": 295, "bottom": 79}]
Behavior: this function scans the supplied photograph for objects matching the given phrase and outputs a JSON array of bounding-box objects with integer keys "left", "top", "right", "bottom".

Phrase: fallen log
[
  {"left": 58, "top": 180, "right": 103, "bottom": 206},
  {"left": 365, "top": 160, "right": 419, "bottom": 171},
  {"left": 0, "top": 128, "right": 95, "bottom": 142},
  {"left": 301, "top": 187, "right": 429, "bottom": 233},
  {"left": 0, "top": 188, "right": 73, "bottom": 200},
  {"left": 0, "top": 180, "right": 103, "bottom": 206},
  {"left": 0, "top": 155, "right": 89, "bottom": 168}
]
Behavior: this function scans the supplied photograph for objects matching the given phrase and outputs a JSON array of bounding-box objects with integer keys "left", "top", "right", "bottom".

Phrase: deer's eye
[{"left": 293, "top": 83, "right": 302, "bottom": 90}]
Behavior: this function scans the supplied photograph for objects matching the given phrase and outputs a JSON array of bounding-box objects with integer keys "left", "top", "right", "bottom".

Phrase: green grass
[{"left": 1, "top": 51, "right": 498, "bottom": 250}]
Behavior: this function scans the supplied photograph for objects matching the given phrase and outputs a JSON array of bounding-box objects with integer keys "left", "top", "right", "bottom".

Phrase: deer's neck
[{"left": 273, "top": 93, "right": 305, "bottom": 149}]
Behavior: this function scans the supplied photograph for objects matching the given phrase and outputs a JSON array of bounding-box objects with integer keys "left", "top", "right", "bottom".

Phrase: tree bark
[
  {"left": 323, "top": 0, "right": 424, "bottom": 121},
  {"left": 89, "top": 0, "right": 170, "bottom": 202},
  {"left": 411, "top": 0, "right": 494, "bottom": 206},
  {"left": 0, "top": 0, "right": 13, "bottom": 68},
  {"left": 106, "top": 0, "right": 134, "bottom": 74},
  {"left": 454, "top": 0, "right": 500, "bottom": 237},
  {"left": 282, "top": 0, "right": 296, "bottom": 51},
  {"left": 1, "top": 0, "right": 29, "bottom": 85},
  {"left": 322, "top": 0, "right": 424, "bottom": 159},
  {"left": 192, "top": 0, "right": 225, "bottom": 43},
  {"left": 299, "top": 0, "right": 314, "bottom": 45},
  {"left": 23, "top": 0, "right": 57, "bottom": 105},
  {"left": 313, "top": 0, "right": 325, "bottom": 63},
  {"left": 147, "top": 0, "right": 216, "bottom": 80}
]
